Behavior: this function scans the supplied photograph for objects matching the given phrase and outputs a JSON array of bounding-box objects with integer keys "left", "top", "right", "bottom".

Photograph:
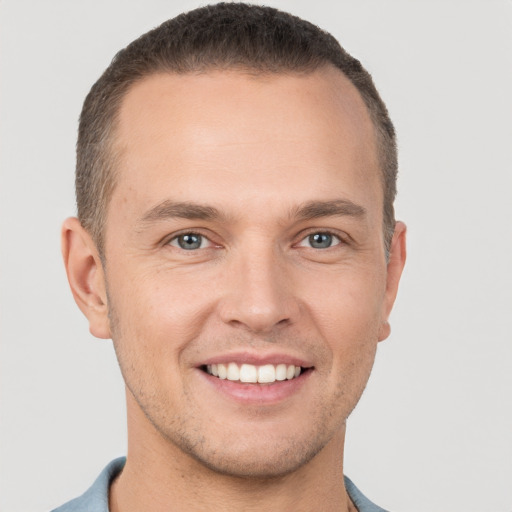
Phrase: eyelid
[
  {"left": 297, "top": 233, "right": 341, "bottom": 249},
  {"left": 165, "top": 230, "right": 219, "bottom": 250},
  {"left": 162, "top": 227, "right": 348, "bottom": 250},
  {"left": 294, "top": 228, "right": 347, "bottom": 248}
]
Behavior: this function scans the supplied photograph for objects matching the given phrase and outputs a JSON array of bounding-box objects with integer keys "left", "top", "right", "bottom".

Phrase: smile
[{"left": 204, "top": 363, "right": 303, "bottom": 384}]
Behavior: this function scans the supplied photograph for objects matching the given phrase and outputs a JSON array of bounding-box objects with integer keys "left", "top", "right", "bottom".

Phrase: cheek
[
  {"left": 299, "top": 265, "right": 385, "bottom": 383},
  {"left": 301, "top": 265, "right": 386, "bottom": 334},
  {"left": 107, "top": 267, "right": 217, "bottom": 365}
]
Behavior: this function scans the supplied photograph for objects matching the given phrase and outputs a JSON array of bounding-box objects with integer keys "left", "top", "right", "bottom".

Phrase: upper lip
[{"left": 198, "top": 351, "right": 314, "bottom": 368}]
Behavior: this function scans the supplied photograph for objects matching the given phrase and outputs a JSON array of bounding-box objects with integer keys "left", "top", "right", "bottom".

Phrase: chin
[{"left": 167, "top": 428, "right": 328, "bottom": 480}]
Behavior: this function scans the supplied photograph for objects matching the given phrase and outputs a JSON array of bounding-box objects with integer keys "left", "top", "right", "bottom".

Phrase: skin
[{"left": 62, "top": 65, "right": 406, "bottom": 512}]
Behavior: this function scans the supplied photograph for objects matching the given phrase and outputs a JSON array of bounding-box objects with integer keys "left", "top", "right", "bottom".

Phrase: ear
[
  {"left": 378, "top": 221, "right": 407, "bottom": 341},
  {"left": 61, "top": 217, "right": 111, "bottom": 339}
]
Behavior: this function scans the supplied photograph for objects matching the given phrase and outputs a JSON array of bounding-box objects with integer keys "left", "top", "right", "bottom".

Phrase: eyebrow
[
  {"left": 138, "top": 197, "right": 366, "bottom": 227},
  {"left": 292, "top": 199, "right": 367, "bottom": 221},
  {"left": 139, "top": 200, "right": 224, "bottom": 224}
]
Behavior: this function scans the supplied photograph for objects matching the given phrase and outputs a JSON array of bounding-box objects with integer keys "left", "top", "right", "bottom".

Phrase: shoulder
[
  {"left": 344, "top": 476, "right": 390, "bottom": 512},
  {"left": 51, "top": 457, "right": 126, "bottom": 512}
]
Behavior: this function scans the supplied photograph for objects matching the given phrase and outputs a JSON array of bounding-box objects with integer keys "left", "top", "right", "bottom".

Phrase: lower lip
[{"left": 198, "top": 368, "right": 312, "bottom": 405}]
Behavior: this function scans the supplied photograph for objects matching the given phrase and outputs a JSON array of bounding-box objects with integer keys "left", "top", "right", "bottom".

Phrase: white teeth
[
  {"left": 240, "top": 364, "right": 258, "bottom": 383},
  {"left": 227, "top": 362, "right": 240, "bottom": 381},
  {"left": 205, "top": 362, "right": 303, "bottom": 383},
  {"left": 275, "top": 364, "right": 287, "bottom": 381},
  {"left": 258, "top": 364, "right": 276, "bottom": 383},
  {"left": 217, "top": 363, "right": 227, "bottom": 379}
]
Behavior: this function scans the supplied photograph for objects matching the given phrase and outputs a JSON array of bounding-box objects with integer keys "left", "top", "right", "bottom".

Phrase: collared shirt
[{"left": 51, "top": 457, "right": 389, "bottom": 512}]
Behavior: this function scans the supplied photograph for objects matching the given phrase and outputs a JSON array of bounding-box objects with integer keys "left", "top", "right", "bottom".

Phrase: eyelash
[
  {"left": 296, "top": 231, "right": 343, "bottom": 249},
  {"left": 167, "top": 231, "right": 214, "bottom": 251},
  {"left": 166, "top": 229, "right": 345, "bottom": 251}
]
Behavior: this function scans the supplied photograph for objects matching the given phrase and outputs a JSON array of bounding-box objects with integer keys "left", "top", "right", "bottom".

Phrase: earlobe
[
  {"left": 61, "top": 217, "right": 111, "bottom": 339},
  {"left": 378, "top": 320, "right": 391, "bottom": 341},
  {"left": 378, "top": 221, "right": 407, "bottom": 342}
]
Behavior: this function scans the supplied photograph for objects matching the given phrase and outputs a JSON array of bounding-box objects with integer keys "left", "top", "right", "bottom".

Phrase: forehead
[{"left": 110, "top": 67, "right": 381, "bottom": 222}]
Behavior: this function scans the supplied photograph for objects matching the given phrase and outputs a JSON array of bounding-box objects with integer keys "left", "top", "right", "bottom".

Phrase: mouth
[{"left": 201, "top": 362, "right": 310, "bottom": 384}]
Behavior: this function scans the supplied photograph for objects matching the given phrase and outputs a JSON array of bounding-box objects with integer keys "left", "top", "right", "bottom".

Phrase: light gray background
[{"left": 1, "top": 1, "right": 511, "bottom": 511}]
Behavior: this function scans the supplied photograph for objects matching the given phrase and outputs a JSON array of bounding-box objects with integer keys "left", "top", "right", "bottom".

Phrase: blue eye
[
  {"left": 300, "top": 232, "right": 341, "bottom": 249},
  {"left": 169, "top": 233, "right": 206, "bottom": 250}
]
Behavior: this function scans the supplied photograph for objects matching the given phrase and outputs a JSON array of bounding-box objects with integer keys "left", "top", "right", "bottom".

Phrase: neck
[{"left": 110, "top": 394, "right": 355, "bottom": 512}]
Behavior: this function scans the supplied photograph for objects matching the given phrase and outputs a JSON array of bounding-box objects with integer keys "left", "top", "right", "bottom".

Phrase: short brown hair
[{"left": 76, "top": 2, "right": 397, "bottom": 255}]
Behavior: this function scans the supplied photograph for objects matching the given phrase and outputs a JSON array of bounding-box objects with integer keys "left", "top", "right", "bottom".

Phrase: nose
[{"left": 218, "top": 246, "right": 300, "bottom": 334}]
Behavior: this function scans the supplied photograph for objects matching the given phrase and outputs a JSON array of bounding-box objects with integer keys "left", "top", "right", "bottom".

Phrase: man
[{"left": 55, "top": 3, "right": 406, "bottom": 511}]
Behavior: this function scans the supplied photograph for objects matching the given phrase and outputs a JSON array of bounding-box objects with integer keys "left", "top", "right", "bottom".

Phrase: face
[{"left": 82, "top": 67, "right": 405, "bottom": 478}]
